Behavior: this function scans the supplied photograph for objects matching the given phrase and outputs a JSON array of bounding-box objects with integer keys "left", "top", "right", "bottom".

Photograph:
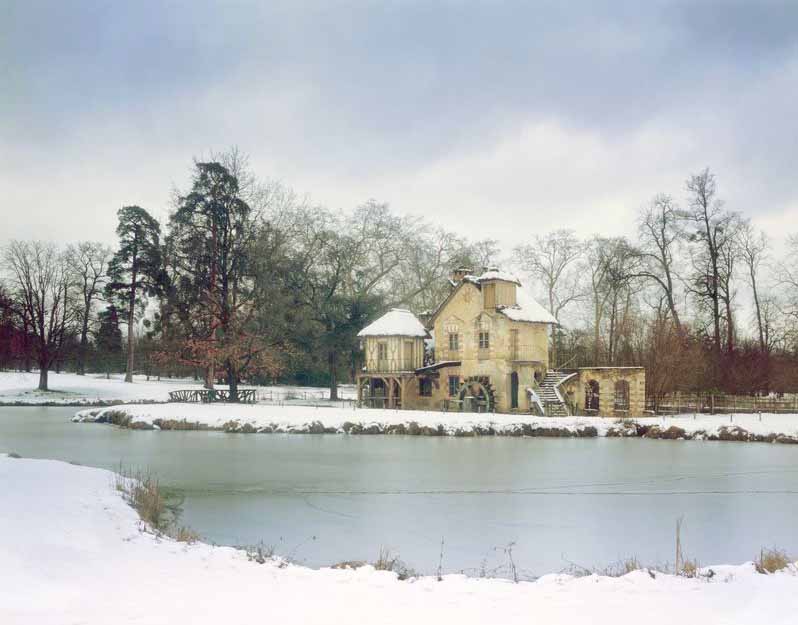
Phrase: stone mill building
[{"left": 356, "top": 268, "right": 645, "bottom": 417}]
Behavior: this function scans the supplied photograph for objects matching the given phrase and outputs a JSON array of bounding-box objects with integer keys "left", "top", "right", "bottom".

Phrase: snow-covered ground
[
  {"left": 74, "top": 402, "right": 798, "bottom": 442},
  {"left": 0, "top": 371, "right": 355, "bottom": 405},
  {"left": 0, "top": 454, "right": 795, "bottom": 624}
]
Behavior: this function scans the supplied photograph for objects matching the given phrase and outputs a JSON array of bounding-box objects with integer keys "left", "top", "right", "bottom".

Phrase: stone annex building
[{"left": 356, "top": 268, "right": 645, "bottom": 417}]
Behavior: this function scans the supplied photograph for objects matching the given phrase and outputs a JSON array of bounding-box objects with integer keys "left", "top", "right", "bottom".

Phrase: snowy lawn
[
  {"left": 0, "top": 370, "right": 354, "bottom": 405},
  {"left": 0, "top": 454, "right": 796, "bottom": 625},
  {"left": 74, "top": 402, "right": 798, "bottom": 442}
]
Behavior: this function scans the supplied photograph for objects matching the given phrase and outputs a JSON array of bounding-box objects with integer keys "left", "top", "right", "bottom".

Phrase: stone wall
[{"left": 562, "top": 367, "right": 646, "bottom": 417}]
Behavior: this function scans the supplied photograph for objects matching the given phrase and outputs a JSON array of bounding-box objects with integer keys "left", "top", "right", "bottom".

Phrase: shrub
[
  {"left": 7, "top": 452, "right": 22, "bottom": 459},
  {"left": 680, "top": 558, "right": 699, "bottom": 578},
  {"left": 331, "top": 560, "right": 366, "bottom": 570},
  {"left": 114, "top": 465, "right": 200, "bottom": 543},
  {"left": 373, "top": 548, "right": 417, "bottom": 580},
  {"left": 599, "top": 557, "right": 652, "bottom": 577},
  {"left": 757, "top": 548, "right": 791, "bottom": 574},
  {"left": 174, "top": 526, "right": 201, "bottom": 544},
  {"left": 114, "top": 468, "right": 166, "bottom": 530},
  {"left": 246, "top": 542, "right": 276, "bottom": 564}
]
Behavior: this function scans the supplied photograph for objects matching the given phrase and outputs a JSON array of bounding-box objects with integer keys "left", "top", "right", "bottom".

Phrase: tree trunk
[
  {"left": 205, "top": 364, "right": 215, "bottom": 390},
  {"left": 608, "top": 296, "right": 617, "bottom": 366},
  {"left": 38, "top": 363, "right": 48, "bottom": 391},
  {"left": 328, "top": 349, "right": 338, "bottom": 401},
  {"left": 22, "top": 316, "right": 31, "bottom": 372},
  {"left": 710, "top": 262, "right": 722, "bottom": 374},
  {"left": 593, "top": 298, "right": 601, "bottom": 365},
  {"left": 548, "top": 291, "right": 558, "bottom": 367},
  {"left": 665, "top": 284, "right": 682, "bottom": 333},
  {"left": 751, "top": 271, "right": 766, "bottom": 353},
  {"left": 725, "top": 298, "right": 734, "bottom": 355},
  {"left": 227, "top": 364, "right": 238, "bottom": 402},
  {"left": 78, "top": 314, "right": 89, "bottom": 375},
  {"left": 125, "top": 278, "right": 137, "bottom": 383}
]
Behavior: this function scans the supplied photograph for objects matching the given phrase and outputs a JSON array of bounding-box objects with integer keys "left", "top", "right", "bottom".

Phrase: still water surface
[{"left": 2, "top": 406, "right": 798, "bottom": 577}]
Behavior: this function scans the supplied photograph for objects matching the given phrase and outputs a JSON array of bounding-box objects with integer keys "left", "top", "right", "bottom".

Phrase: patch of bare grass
[
  {"left": 599, "top": 557, "right": 643, "bottom": 577},
  {"left": 373, "top": 548, "right": 417, "bottom": 580},
  {"left": 245, "top": 542, "right": 277, "bottom": 564},
  {"left": 114, "top": 467, "right": 166, "bottom": 530},
  {"left": 679, "top": 558, "right": 700, "bottom": 578},
  {"left": 173, "top": 526, "right": 201, "bottom": 544},
  {"left": 330, "top": 560, "right": 367, "bottom": 570},
  {"left": 114, "top": 465, "right": 199, "bottom": 543},
  {"left": 561, "top": 555, "right": 658, "bottom": 579},
  {"left": 756, "top": 548, "right": 791, "bottom": 574}
]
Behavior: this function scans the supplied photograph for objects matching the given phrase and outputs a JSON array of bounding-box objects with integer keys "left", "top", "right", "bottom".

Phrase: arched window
[
  {"left": 614, "top": 380, "right": 630, "bottom": 412},
  {"left": 585, "top": 380, "right": 600, "bottom": 411}
]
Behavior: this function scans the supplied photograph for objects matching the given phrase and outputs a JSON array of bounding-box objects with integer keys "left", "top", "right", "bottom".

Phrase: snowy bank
[
  {"left": 0, "top": 370, "right": 354, "bottom": 405},
  {"left": 73, "top": 402, "right": 798, "bottom": 443},
  {"left": 1, "top": 454, "right": 797, "bottom": 625}
]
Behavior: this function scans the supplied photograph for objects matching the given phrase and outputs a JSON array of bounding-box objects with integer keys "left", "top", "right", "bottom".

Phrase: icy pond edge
[{"left": 72, "top": 404, "right": 798, "bottom": 444}]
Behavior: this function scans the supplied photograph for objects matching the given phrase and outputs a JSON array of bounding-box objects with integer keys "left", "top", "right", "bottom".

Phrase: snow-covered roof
[
  {"left": 472, "top": 268, "right": 521, "bottom": 285},
  {"left": 415, "top": 360, "right": 461, "bottom": 373},
  {"left": 497, "top": 287, "right": 558, "bottom": 324},
  {"left": 357, "top": 309, "right": 429, "bottom": 338}
]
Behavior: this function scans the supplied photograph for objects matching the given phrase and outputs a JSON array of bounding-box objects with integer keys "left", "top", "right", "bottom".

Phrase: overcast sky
[{"left": 2, "top": 1, "right": 797, "bottom": 249}]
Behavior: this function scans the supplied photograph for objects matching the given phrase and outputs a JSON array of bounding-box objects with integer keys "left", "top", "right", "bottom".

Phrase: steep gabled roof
[
  {"left": 427, "top": 275, "right": 557, "bottom": 326},
  {"left": 426, "top": 280, "right": 475, "bottom": 326},
  {"left": 357, "top": 308, "right": 429, "bottom": 338}
]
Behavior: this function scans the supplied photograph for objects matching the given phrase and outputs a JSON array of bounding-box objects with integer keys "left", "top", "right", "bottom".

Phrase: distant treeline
[{"left": 1, "top": 151, "right": 796, "bottom": 401}]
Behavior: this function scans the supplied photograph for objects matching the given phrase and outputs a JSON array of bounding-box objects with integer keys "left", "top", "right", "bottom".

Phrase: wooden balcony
[{"left": 364, "top": 358, "right": 419, "bottom": 373}]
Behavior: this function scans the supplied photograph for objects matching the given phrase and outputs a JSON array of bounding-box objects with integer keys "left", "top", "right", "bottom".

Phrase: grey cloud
[{"left": 1, "top": 1, "right": 796, "bottom": 243}]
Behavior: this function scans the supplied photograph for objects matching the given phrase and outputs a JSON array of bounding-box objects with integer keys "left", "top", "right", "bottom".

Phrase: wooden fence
[{"left": 648, "top": 393, "right": 798, "bottom": 415}]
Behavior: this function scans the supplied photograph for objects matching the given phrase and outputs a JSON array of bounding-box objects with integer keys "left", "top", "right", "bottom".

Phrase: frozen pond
[{"left": 2, "top": 406, "right": 798, "bottom": 577}]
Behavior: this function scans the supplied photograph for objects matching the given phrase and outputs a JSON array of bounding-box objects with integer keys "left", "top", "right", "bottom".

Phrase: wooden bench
[{"left": 168, "top": 389, "right": 256, "bottom": 403}]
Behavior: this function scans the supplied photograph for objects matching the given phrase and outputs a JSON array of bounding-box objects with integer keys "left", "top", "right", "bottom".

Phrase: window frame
[
  {"left": 377, "top": 341, "right": 388, "bottom": 361},
  {"left": 419, "top": 378, "right": 433, "bottom": 397},
  {"left": 448, "top": 375, "right": 460, "bottom": 397},
  {"left": 478, "top": 331, "right": 490, "bottom": 350},
  {"left": 448, "top": 332, "right": 460, "bottom": 351}
]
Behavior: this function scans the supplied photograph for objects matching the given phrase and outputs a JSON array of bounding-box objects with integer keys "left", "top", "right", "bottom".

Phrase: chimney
[{"left": 450, "top": 266, "right": 473, "bottom": 284}]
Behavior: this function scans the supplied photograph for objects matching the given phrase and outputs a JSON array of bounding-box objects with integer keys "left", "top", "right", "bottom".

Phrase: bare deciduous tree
[
  {"left": 633, "top": 194, "right": 684, "bottom": 331},
  {"left": 716, "top": 213, "right": 744, "bottom": 354},
  {"left": 3, "top": 241, "right": 76, "bottom": 390},
  {"left": 584, "top": 237, "right": 637, "bottom": 364},
  {"left": 682, "top": 168, "right": 738, "bottom": 380},
  {"left": 513, "top": 230, "right": 584, "bottom": 365},
  {"left": 738, "top": 222, "right": 769, "bottom": 354},
  {"left": 780, "top": 234, "right": 798, "bottom": 325},
  {"left": 66, "top": 241, "right": 112, "bottom": 375}
]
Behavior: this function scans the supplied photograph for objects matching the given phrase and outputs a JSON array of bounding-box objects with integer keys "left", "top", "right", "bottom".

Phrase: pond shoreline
[
  {"left": 3, "top": 454, "right": 798, "bottom": 625},
  {"left": 0, "top": 399, "right": 166, "bottom": 408},
  {"left": 73, "top": 404, "right": 798, "bottom": 444}
]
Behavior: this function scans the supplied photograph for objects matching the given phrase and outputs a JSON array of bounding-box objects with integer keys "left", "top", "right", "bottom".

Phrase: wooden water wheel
[{"left": 457, "top": 376, "right": 496, "bottom": 412}]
